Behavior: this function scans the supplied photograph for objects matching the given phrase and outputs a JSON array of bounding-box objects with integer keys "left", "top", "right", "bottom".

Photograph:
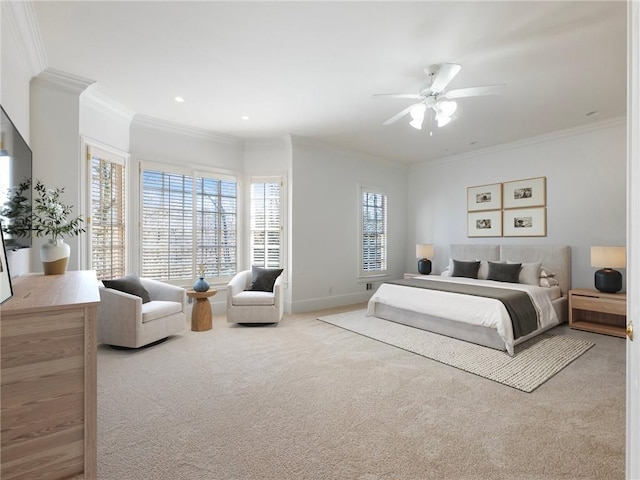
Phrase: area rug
[{"left": 318, "top": 310, "right": 595, "bottom": 392}]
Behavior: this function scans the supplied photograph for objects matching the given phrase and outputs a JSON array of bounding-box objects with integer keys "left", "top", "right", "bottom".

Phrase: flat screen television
[{"left": 0, "top": 105, "right": 32, "bottom": 250}]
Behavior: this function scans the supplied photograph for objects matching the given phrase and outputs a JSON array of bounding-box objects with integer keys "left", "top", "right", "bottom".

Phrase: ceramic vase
[
  {"left": 40, "top": 238, "right": 70, "bottom": 275},
  {"left": 193, "top": 276, "right": 210, "bottom": 292}
]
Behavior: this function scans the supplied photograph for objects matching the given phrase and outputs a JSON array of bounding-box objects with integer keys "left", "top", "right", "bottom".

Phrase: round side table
[{"left": 186, "top": 289, "right": 217, "bottom": 331}]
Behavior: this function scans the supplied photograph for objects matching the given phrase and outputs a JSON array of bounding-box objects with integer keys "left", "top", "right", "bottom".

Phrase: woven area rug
[{"left": 318, "top": 310, "right": 595, "bottom": 392}]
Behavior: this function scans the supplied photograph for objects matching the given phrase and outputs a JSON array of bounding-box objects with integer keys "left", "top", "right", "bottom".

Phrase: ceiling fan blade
[
  {"left": 374, "top": 93, "right": 423, "bottom": 99},
  {"left": 444, "top": 84, "right": 506, "bottom": 99},
  {"left": 429, "top": 63, "right": 461, "bottom": 93},
  {"left": 382, "top": 102, "right": 423, "bottom": 126}
]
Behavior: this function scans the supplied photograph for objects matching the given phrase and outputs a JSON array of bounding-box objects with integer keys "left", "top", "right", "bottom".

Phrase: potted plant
[{"left": 2, "top": 179, "right": 85, "bottom": 275}]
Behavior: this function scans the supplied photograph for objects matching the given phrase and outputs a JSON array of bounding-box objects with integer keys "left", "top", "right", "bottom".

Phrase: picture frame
[
  {"left": 467, "top": 183, "right": 502, "bottom": 211},
  {"left": 468, "top": 210, "right": 502, "bottom": 237},
  {"left": 1, "top": 229, "right": 13, "bottom": 304},
  {"left": 503, "top": 207, "right": 547, "bottom": 237},
  {"left": 502, "top": 176, "right": 546, "bottom": 209}
]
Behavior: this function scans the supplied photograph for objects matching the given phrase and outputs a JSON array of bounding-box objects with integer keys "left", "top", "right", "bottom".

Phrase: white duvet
[{"left": 366, "top": 275, "right": 560, "bottom": 355}]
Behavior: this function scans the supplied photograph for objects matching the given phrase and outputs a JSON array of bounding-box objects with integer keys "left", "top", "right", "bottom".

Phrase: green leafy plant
[
  {"left": 1, "top": 178, "right": 85, "bottom": 241},
  {"left": 31, "top": 180, "right": 85, "bottom": 240}
]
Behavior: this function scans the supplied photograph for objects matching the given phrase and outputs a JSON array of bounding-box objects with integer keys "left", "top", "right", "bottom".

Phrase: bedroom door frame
[{"left": 627, "top": 1, "right": 639, "bottom": 477}]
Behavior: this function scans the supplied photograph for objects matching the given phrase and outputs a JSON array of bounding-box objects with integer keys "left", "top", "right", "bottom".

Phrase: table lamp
[
  {"left": 590, "top": 246, "right": 626, "bottom": 293},
  {"left": 416, "top": 244, "right": 434, "bottom": 275}
]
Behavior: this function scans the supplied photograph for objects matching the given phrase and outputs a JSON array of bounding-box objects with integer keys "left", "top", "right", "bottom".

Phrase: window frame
[
  {"left": 359, "top": 185, "right": 388, "bottom": 278},
  {"left": 249, "top": 176, "right": 283, "bottom": 269},
  {"left": 138, "top": 161, "right": 238, "bottom": 284}
]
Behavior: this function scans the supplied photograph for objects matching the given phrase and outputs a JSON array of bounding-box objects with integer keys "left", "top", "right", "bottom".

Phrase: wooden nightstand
[{"left": 568, "top": 288, "right": 627, "bottom": 338}]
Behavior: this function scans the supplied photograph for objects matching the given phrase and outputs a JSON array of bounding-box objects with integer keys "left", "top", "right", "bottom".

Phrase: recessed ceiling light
[
  {"left": 174, "top": 96, "right": 185, "bottom": 103},
  {"left": 586, "top": 110, "right": 599, "bottom": 117},
  {"left": 240, "top": 115, "right": 250, "bottom": 120}
]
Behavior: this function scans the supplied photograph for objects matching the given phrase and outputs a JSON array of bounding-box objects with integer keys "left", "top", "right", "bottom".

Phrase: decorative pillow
[
  {"left": 102, "top": 273, "right": 151, "bottom": 303},
  {"left": 248, "top": 266, "right": 283, "bottom": 292},
  {"left": 487, "top": 262, "right": 521, "bottom": 283},
  {"left": 539, "top": 277, "right": 560, "bottom": 288},
  {"left": 451, "top": 259, "right": 481, "bottom": 279},
  {"left": 507, "top": 261, "right": 542, "bottom": 286},
  {"left": 540, "top": 266, "right": 557, "bottom": 278},
  {"left": 478, "top": 260, "right": 504, "bottom": 280},
  {"left": 440, "top": 268, "right": 452, "bottom": 277}
]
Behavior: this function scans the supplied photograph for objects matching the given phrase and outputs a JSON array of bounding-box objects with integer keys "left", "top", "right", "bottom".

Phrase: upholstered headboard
[{"left": 449, "top": 244, "right": 571, "bottom": 295}]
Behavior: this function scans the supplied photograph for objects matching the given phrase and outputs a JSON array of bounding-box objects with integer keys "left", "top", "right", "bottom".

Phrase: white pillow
[
  {"left": 539, "top": 277, "right": 559, "bottom": 288},
  {"left": 440, "top": 268, "right": 452, "bottom": 277},
  {"left": 540, "top": 266, "right": 556, "bottom": 278},
  {"left": 507, "top": 260, "right": 542, "bottom": 286}
]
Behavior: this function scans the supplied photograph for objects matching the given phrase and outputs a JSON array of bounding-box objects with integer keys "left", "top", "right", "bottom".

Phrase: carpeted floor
[
  {"left": 97, "top": 305, "right": 625, "bottom": 480},
  {"left": 318, "top": 310, "right": 595, "bottom": 392}
]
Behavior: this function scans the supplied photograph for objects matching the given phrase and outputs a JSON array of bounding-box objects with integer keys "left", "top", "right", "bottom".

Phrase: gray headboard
[{"left": 449, "top": 244, "right": 571, "bottom": 295}]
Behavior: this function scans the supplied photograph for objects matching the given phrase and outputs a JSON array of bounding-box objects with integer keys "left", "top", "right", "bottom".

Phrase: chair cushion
[
  {"left": 232, "top": 291, "right": 275, "bottom": 306},
  {"left": 103, "top": 273, "right": 151, "bottom": 303},
  {"left": 247, "top": 266, "right": 283, "bottom": 292},
  {"left": 141, "top": 300, "right": 183, "bottom": 323}
]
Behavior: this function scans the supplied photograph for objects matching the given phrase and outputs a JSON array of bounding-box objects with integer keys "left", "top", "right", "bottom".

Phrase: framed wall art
[
  {"left": 467, "top": 183, "right": 502, "bottom": 211},
  {"left": 468, "top": 210, "right": 502, "bottom": 237},
  {"left": 503, "top": 207, "right": 547, "bottom": 237},
  {"left": 503, "top": 176, "right": 546, "bottom": 209},
  {"left": 1, "top": 229, "right": 13, "bottom": 304}
]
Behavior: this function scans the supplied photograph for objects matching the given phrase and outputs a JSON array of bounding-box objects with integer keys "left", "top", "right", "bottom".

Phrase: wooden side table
[
  {"left": 568, "top": 288, "right": 626, "bottom": 338},
  {"left": 186, "top": 289, "right": 217, "bottom": 331}
]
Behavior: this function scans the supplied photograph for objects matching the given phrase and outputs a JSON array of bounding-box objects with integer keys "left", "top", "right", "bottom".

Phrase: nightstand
[
  {"left": 404, "top": 273, "right": 421, "bottom": 279},
  {"left": 568, "top": 288, "right": 626, "bottom": 338}
]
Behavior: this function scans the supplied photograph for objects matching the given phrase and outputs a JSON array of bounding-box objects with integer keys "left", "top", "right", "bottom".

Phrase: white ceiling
[{"left": 32, "top": 1, "right": 627, "bottom": 164}]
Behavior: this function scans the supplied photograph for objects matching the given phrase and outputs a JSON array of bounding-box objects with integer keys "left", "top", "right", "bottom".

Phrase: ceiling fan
[{"left": 375, "top": 63, "right": 506, "bottom": 130}]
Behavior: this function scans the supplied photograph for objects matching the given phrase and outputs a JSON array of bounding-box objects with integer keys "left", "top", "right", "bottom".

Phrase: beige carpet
[
  {"left": 318, "top": 310, "right": 595, "bottom": 392},
  {"left": 97, "top": 306, "right": 625, "bottom": 480}
]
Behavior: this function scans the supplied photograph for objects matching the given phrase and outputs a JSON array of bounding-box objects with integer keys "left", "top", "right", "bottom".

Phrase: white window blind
[
  {"left": 250, "top": 179, "right": 282, "bottom": 268},
  {"left": 361, "top": 187, "right": 387, "bottom": 276},
  {"left": 88, "top": 146, "right": 126, "bottom": 280},
  {"left": 141, "top": 167, "right": 237, "bottom": 281}
]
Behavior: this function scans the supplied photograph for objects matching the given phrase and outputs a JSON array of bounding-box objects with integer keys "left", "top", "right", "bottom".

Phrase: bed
[{"left": 366, "top": 244, "right": 571, "bottom": 355}]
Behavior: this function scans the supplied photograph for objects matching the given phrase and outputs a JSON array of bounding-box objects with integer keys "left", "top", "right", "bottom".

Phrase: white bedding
[{"left": 366, "top": 275, "right": 560, "bottom": 355}]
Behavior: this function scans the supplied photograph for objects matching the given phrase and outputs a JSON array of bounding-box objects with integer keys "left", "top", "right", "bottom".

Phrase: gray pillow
[
  {"left": 248, "top": 266, "right": 283, "bottom": 292},
  {"left": 487, "top": 262, "right": 521, "bottom": 283},
  {"left": 451, "top": 259, "right": 481, "bottom": 279},
  {"left": 103, "top": 273, "right": 151, "bottom": 303}
]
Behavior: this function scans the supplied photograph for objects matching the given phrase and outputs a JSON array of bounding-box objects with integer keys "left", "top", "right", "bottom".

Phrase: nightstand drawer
[{"left": 571, "top": 295, "right": 626, "bottom": 316}]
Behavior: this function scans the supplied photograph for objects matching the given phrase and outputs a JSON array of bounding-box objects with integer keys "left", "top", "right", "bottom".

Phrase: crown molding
[
  {"left": 81, "top": 86, "right": 135, "bottom": 124},
  {"left": 132, "top": 114, "right": 241, "bottom": 144},
  {"left": 2, "top": 0, "right": 48, "bottom": 75},
  {"left": 32, "top": 68, "right": 95, "bottom": 95},
  {"left": 425, "top": 116, "right": 627, "bottom": 167}
]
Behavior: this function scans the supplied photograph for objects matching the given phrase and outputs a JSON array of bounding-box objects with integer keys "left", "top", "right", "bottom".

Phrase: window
[
  {"left": 140, "top": 166, "right": 237, "bottom": 281},
  {"left": 250, "top": 178, "right": 282, "bottom": 268},
  {"left": 361, "top": 187, "right": 387, "bottom": 276},
  {"left": 88, "top": 145, "right": 126, "bottom": 280}
]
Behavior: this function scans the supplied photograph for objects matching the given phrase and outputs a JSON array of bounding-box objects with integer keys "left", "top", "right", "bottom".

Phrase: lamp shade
[
  {"left": 416, "top": 244, "right": 434, "bottom": 259},
  {"left": 590, "top": 246, "right": 626, "bottom": 268}
]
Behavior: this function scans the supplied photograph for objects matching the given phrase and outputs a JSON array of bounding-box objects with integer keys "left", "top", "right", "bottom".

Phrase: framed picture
[
  {"left": 503, "top": 207, "right": 547, "bottom": 237},
  {"left": 1, "top": 229, "right": 13, "bottom": 304},
  {"left": 468, "top": 210, "right": 502, "bottom": 237},
  {"left": 467, "top": 183, "right": 502, "bottom": 211},
  {"left": 503, "top": 176, "right": 546, "bottom": 209}
]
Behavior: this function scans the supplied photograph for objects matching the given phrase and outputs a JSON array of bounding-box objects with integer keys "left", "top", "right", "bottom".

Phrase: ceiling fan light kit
[{"left": 376, "top": 63, "right": 505, "bottom": 131}]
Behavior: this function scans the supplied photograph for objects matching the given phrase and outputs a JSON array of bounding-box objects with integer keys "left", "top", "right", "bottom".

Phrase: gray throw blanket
[{"left": 385, "top": 278, "right": 539, "bottom": 340}]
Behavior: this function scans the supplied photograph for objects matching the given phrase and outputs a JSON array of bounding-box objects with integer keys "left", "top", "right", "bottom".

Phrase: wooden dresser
[{"left": 1, "top": 271, "right": 100, "bottom": 479}]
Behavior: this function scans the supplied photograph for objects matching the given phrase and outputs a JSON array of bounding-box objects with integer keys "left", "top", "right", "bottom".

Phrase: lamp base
[
  {"left": 594, "top": 269, "right": 622, "bottom": 293},
  {"left": 418, "top": 259, "right": 432, "bottom": 275}
]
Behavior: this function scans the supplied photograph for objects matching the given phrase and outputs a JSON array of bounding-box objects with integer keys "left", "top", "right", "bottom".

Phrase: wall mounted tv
[{"left": 0, "top": 105, "right": 33, "bottom": 250}]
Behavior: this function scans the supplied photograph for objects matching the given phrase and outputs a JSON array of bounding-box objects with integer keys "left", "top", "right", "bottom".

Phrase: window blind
[
  {"left": 361, "top": 188, "right": 387, "bottom": 275},
  {"left": 250, "top": 179, "right": 282, "bottom": 268},
  {"left": 89, "top": 147, "right": 126, "bottom": 280}
]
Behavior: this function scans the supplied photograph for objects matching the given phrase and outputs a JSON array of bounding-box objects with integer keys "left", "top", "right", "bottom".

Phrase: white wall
[
  {"left": 290, "top": 137, "right": 409, "bottom": 312},
  {"left": 407, "top": 119, "right": 627, "bottom": 290}
]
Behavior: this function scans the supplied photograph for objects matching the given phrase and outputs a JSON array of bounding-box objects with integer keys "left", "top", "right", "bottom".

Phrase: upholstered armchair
[
  {"left": 98, "top": 275, "right": 187, "bottom": 348},
  {"left": 226, "top": 268, "right": 284, "bottom": 324}
]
